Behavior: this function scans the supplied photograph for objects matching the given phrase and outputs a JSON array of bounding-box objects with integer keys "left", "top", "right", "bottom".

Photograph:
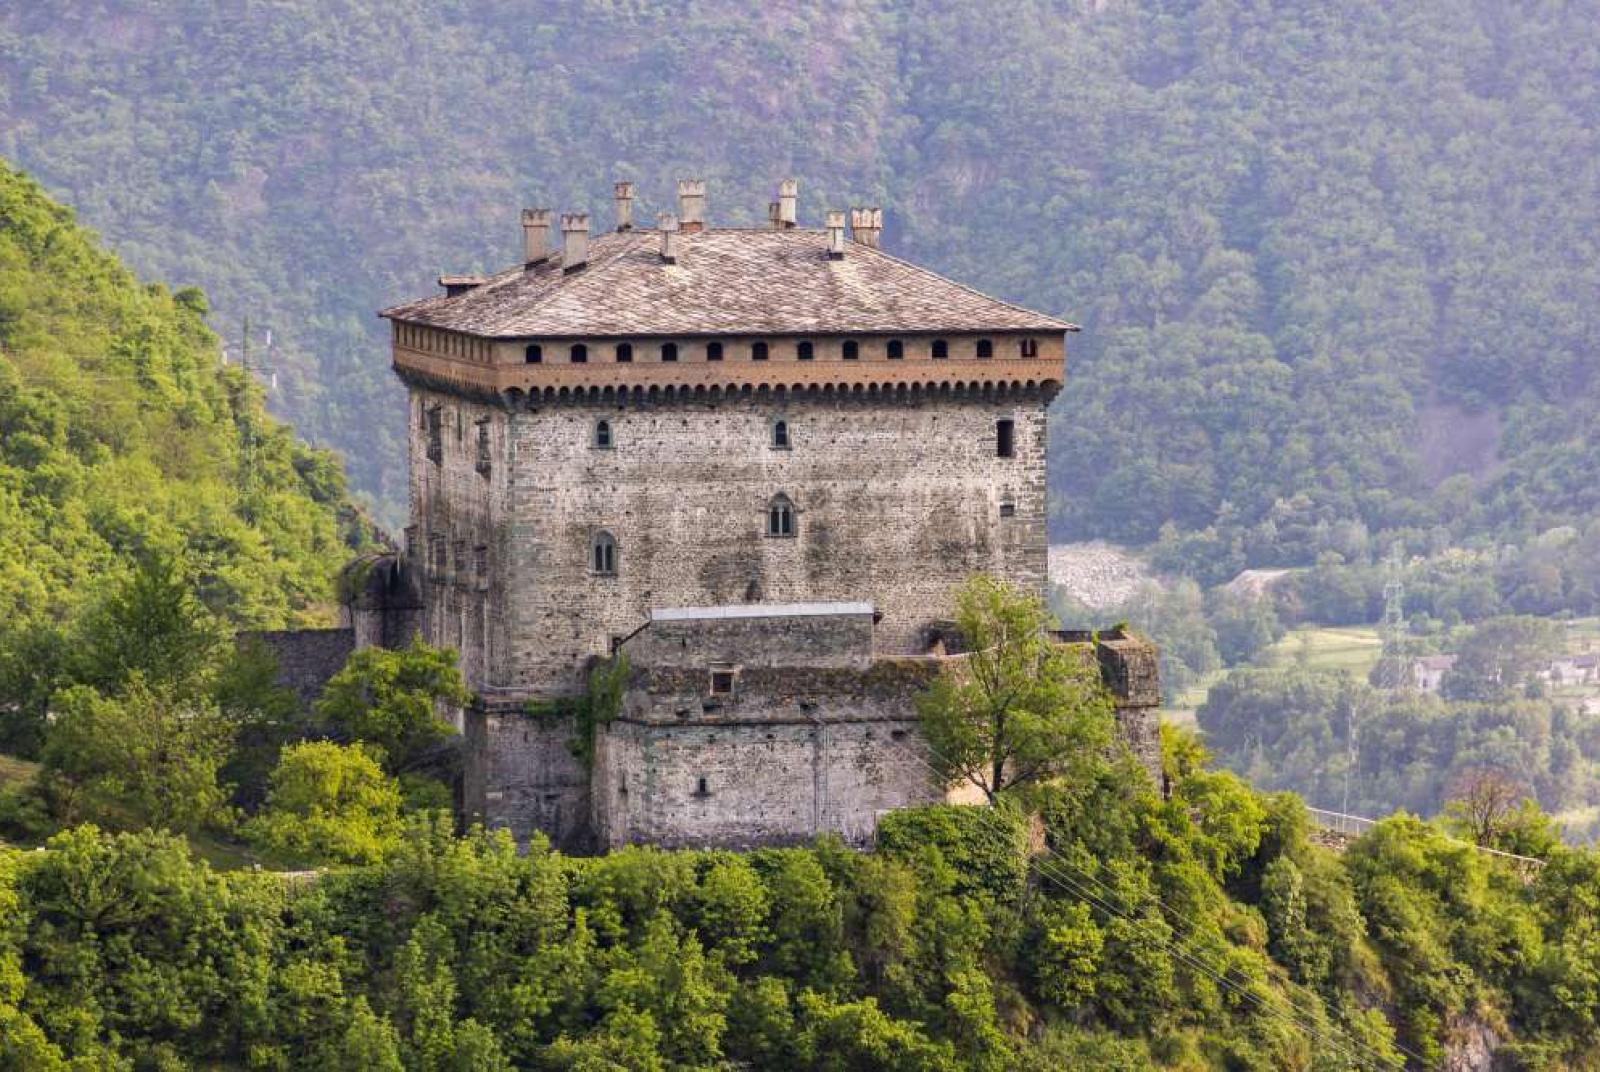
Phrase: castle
[{"left": 358, "top": 179, "right": 1158, "bottom": 851}]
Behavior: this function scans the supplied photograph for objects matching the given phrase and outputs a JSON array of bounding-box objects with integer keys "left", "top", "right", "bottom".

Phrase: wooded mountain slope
[
  {"left": 2, "top": 2, "right": 1596, "bottom": 546},
  {"left": 0, "top": 161, "right": 365, "bottom": 671}
]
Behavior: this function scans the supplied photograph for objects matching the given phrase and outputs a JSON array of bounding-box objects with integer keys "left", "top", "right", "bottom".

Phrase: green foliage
[
  {"left": 0, "top": 162, "right": 367, "bottom": 759},
  {"left": 313, "top": 636, "right": 469, "bottom": 773},
  {"left": 41, "top": 677, "right": 235, "bottom": 834},
  {"left": 918, "top": 576, "right": 1115, "bottom": 801},
  {"left": 245, "top": 741, "right": 403, "bottom": 866}
]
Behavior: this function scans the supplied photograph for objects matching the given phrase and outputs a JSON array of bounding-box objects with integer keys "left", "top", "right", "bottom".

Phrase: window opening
[
  {"left": 1000, "top": 501, "right": 1016, "bottom": 517},
  {"left": 797, "top": 340, "right": 814, "bottom": 361},
  {"left": 661, "top": 342, "right": 678, "bottom": 362},
  {"left": 570, "top": 343, "right": 588, "bottom": 363},
  {"left": 615, "top": 343, "right": 633, "bottom": 363},
  {"left": 976, "top": 338, "right": 993, "bottom": 359},
  {"left": 707, "top": 341, "right": 724, "bottom": 361},
  {"left": 887, "top": 339, "right": 904, "bottom": 360},
  {"left": 710, "top": 670, "right": 735, "bottom": 695},
  {"left": 752, "top": 341, "right": 769, "bottom": 361},
  {"left": 476, "top": 420, "right": 491, "bottom": 474},
  {"left": 525, "top": 343, "right": 542, "bottom": 364},
  {"left": 772, "top": 419, "right": 790, "bottom": 449},
  {"left": 997, "top": 418, "right": 1015, "bottom": 458},
  {"left": 591, "top": 531, "right": 617, "bottom": 574},
  {"left": 425, "top": 406, "right": 443, "bottom": 464},
  {"left": 842, "top": 340, "right": 859, "bottom": 360},
  {"left": 932, "top": 338, "right": 948, "bottom": 359},
  {"left": 767, "top": 494, "right": 796, "bottom": 537},
  {"left": 1019, "top": 338, "right": 1039, "bottom": 357},
  {"left": 594, "top": 419, "right": 613, "bottom": 449},
  {"left": 695, "top": 776, "right": 710, "bottom": 796}
]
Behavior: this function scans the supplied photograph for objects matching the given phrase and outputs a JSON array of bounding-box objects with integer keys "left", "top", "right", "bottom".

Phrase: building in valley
[{"left": 363, "top": 179, "right": 1158, "bottom": 849}]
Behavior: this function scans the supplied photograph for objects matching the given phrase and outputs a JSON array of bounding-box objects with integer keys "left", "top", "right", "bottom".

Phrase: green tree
[
  {"left": 41, "top": 678, "right": 234, "bottom": 833},
  {"left": 245, "top": 741, "right": 404, "bottom": 866},
  {"left": 73, "top": 554, "right": 224, "bottom": 695},
  {"left": 918, "top": 576, "right": 1114, "bottom": 802},
  {"left": 314, "top": 637, "right": 469, "bottom": 772}
]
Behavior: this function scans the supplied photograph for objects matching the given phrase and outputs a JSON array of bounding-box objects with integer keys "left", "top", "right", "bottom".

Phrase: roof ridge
[{"left": 841, "top": 241, "right": 1079, "bottom": 332}]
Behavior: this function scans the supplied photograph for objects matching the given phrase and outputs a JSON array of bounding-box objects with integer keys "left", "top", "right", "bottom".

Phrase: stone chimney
[
  {"left": 850, "top": 207, "right": 883, "bottom": 248},
  {"left": 768, "top": 202, "right": 782, "bottom": 229},
  {"left": 825, "top": 210, "right": 846, "bottom": 259},
  {"left": 522, "top": 208, "right": 552, "bottom": 265},
  {"left": 777, "top": 178, "right": 798, "bottom": 229},
  {"left": 561, "top": 213, "right": 589, "bottom": 272},
  {"left": 614, "top": 182, "right": 635, "bottom": 232},
  {"left": 677, "top": 179, "right": 706, "bottom": 234},
  {"left": 658, "top": 212, "right": 680, "bottom": 264}
]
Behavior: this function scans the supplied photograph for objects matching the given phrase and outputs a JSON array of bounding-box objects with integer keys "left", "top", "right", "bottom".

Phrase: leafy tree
[
  {"left": 1442, "top": 616, "right": 1567, "bottom": 700},
  {"left": 918, "top": 576, "right": 1115, "bottom": 802},
  {"left": 314, "top": 637, "right": 469, "bottom": 772},
  {"left": 73, "top": 553, "right": 224, "bottom": 695},
  {"left": 41, "top": 678, "right": 234, "bottom": 833},
  {"left": 245, "top": 741, "right": 403, "bottom": 866}
]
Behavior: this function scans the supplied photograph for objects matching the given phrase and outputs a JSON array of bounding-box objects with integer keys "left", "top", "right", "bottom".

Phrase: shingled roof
[{"left": 380, "top": 228, "right": 1076, "bottom": 338}]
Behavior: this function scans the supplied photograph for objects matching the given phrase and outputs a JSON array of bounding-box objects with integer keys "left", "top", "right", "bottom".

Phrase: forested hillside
[
  {"left": 3, "top": 2, "right": 1595, "bottom": 546},
  {"left": 0, "top": 162, "right": 368, "bottom": 752}
]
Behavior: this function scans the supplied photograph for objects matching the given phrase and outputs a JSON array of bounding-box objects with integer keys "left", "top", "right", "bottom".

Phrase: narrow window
[
  {"left": 615, "top": 343, "right": 633, "bottom": 363},
  {"left": 695, "top": 776, "right": 710, "bottom": 796},
  {"left": 452, "top": 539, "right": 468, "bottom": 582},
  {"left": 707, "top": 341, "right": 724, "bottom": 361},
  {"left": 425, "top": 406, "right": 443, "bottom": 464},
  {"left": 525, "top": 343, "right": 543, "bottom": 364},
  {"left": 594, "top": 419, "right": 613, "bottom": 449},
  {"left": 887, "top": 339, "right": 904, "bottom": 360},
  {"left": 767, "top": 494, "right": 796, "bottom": 537},
  {"left": 842, "top": 339, "right": 859, "bottom": 360},
  {"left": 1019, "top": 338, "right": 1038, "bottom": 358},
  {"left": 932, "top": 338, "right": 948, "bottom": 359},
  {"left": 976, "top": 338, "right": 993, "bottom": 359},
  {"left": 710, "top": 670, "right": 734, "bottom": 695},
  {"left": 475, "top": 420, "right": 491, "bottom": 475},
  {"left": 772, "top": 419, "right": 790, "bottom": 449},
  {"left": 752, "top": 341, "right": 769, "bottom": 361},
  {"left": 997, "top": 418, "right": 1015, "bottom": 458},
  {"left": 570, "top": 343, "right": 588, "bottom": 364},
  {"left": 474, "top": 545, "right": 489, "bottom": 585},
  {"left": 591, "top": 531, "right": 617, "bottom": 575},
  {"left": 429, "top": 533, "right": 446, "bottom": 574},
  {"left": 797, "top": 340, "right": 814, "bottom": 361},
  {"left": 1000, "top": 501, "right": 1016, "bottom": 517},
  {"left": 661, "top": 342, "right": 678, "bottom": 362}
]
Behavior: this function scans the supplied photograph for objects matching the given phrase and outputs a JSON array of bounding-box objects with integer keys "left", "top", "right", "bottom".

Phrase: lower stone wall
[
  {"left": 238, "top": 628, "right": 355, "bottom": 713},
  {"left": 469, "top": 705, "right": 591, "bottom": 851},
  {"left": 592, "top": 716, "right": 937, "bottom": 850}
]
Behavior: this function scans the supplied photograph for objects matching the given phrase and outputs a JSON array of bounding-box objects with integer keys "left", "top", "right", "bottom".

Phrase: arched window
[
  {"left": 707, "top": 341, "right": 724, "bottom": 361},
  {"left": 767, "top": 494, "right": 796, "bottom": 538},
  {"left": 525, "top": 343, "right": 543, "bottom": 364},
  {"left": 752, "top": 341, "right": 769, "bottom": 361},
  {"left": 931, "top": 338, "right": 948, "bottom": 359},
  {"left": 615, "top": 343, "right": 633, "bottom": 363},
  {"left": 772, "top": 419, "right": 790, "bottom": 450},
  {"left": 797, "top": 340, "right": 814, "bottom": 361},
  {"left": 887, "top": 338, "right": 904, "bottom": 360},
  {"left": 591, "top": 531, "right": 617, "bottom": 574},
  {"left": 594, "top": 419, "right": 613, "bottom": 449},
  {"left": 570, "top": 343, "right": 588, "bottom": 363},
  {"left": 976, "top": 338, "right": 993, "bottom": 359},
  {"left": 842, "top": 340, "right": 859, "bottom": 360},
  {"left": 1019, "top": 338, "right": 1038, "bottom": 358},
  {"left": 661, "top": 342, "right": 678, "bottom": 362}
]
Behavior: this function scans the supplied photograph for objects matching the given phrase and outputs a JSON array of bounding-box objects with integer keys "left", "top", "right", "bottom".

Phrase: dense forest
[
  {"left": 2, "top": 1, "right": 1595, "bottom": 553},
  {"left": 0, "top": 162, "right": 369, "bottom": 756}
]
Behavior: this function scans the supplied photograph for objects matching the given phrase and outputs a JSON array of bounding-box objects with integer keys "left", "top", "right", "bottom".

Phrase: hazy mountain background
[{"left": 3, "top": 1, "right": 1597, "bottom": 557}]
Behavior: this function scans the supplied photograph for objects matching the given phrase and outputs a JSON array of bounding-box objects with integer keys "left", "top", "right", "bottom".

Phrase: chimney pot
[
  {"left": 778, "top": 179, "right": 798, "bottom": 228},
  {"left": 849, "top": 207, "right": 883, "bottom": 248},
  {"left": 677, "top": 179, "right": 706, "bottom": 234},
  {"left": 614, "top": 182, "right": 635, "bottom": 231},
  {"left": 521, "top": 208, "right": 552, "bottom": 265},
  {"left": 825, "top": 210, "right": 846, "bottom": 259},
  {"left": 561, "top": 213, "right": 590, "bottom": 272},
  {"left": 658, "top": 212, "right": 680, "bottom": 263}
]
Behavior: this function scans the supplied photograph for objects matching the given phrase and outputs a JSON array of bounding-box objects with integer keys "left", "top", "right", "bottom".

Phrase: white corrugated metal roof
[{"left": 651, "top": 602, "right": 874, "bottom": 622}]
